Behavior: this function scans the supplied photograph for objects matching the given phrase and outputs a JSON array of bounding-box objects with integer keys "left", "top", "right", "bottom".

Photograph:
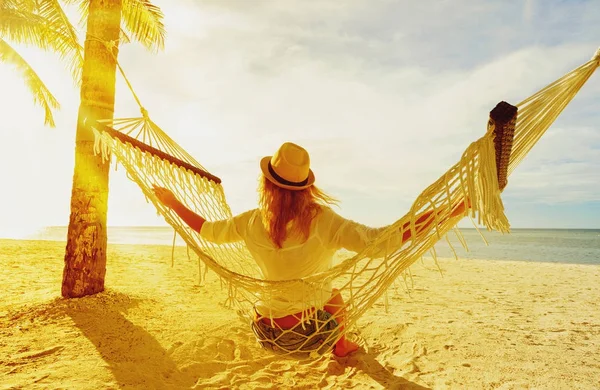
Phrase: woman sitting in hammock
[{"left": 153, "top": 142, "right": 467, "bottom": 357}]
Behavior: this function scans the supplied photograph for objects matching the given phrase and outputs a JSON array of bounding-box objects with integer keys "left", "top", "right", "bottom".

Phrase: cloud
[
  {"left": 504, "top": 125, "right": 600, "bottom": 204},
  {"left": 118, "top": 20, "right": 597, "bottom": 208},
  {"left": 523, "top": 0, "right": 536, "bottom": 23},
  {"left": 0, "top": 0, "right": 598, "bottom": 233}
]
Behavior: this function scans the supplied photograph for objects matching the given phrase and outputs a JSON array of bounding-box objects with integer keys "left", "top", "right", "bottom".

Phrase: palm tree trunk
[{"left": 62, "top": 0, "right": 122, "bottom": 298}]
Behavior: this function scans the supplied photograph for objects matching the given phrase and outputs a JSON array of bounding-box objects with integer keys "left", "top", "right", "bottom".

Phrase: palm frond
[
  {"left": 59, "top": 0, "right": 88, "bottom": 29},
  {"left": 54, "top": 0, "right": 164, "bottom": 50},
  {"left": 0, "top": 7, "right": 83, "bottom": 78},
  {"left": 0, "top": 38, "right": 60, "bottom": 127},
  {"left": 122, "top": 0, "right": 165, "bottom": 52},
  {"left": 0, "top": 8, "right": 53, "bottom": 46},
  {"left": 35, "top": 0, "right": 84, "bottom": 84},
  {"left": 1, "top": 0, "right": 36, "bottom": 12},
  {"left": 120, "top": 27, "right": 132, "bottom": 45}
]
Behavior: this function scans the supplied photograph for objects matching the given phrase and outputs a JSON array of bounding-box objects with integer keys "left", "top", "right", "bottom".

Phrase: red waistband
[{"left": 256, "top": 307, "right": 317, "bottom": 329}]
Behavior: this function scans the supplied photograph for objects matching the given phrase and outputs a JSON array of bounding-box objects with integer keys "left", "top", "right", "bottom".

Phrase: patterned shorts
[{"left": 251, "top": 309, "right": 339, "bottom": 358}]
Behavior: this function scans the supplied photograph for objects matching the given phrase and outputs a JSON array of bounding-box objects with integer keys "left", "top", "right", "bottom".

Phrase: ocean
[{"left": 16, "top": 226, "right": 600, "bottom": 265}]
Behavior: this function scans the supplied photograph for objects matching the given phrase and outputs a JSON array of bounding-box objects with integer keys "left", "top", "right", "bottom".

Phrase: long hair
[{"left": 259, "top": 175, "right": 337, "bottom": 248}]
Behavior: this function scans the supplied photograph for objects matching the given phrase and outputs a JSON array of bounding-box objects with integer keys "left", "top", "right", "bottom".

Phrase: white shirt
[{"left": 200, "top": 206, "right": 390, "bottom": 317}]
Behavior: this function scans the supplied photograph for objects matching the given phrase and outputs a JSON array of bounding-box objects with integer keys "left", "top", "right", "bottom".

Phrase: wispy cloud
[
  {"left": 523, "top": 0, "right": 536, "bottom": 23},
  {"left": 0, "top": 0, "right": 598, "bottom": 232},
  {"left": 504, "top": 126, "right": 600, "bottom": 203}
]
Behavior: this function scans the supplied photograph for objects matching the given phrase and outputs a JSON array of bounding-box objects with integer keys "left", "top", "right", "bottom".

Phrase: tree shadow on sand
[
  {"left": 61, "top": 291, "right": 429, "bottom": 389},
  {"left": 64, "top": 291, "right": 195, "bottom": 389}
]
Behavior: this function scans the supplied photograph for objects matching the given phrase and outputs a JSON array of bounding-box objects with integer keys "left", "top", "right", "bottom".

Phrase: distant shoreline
[{"left": 3, "top": 225, "right": 599, "bottom": 266}]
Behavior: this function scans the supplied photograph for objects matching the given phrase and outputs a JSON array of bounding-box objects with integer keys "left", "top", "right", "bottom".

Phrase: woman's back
[
  {"left": 200, "top": 205, "right": 388, "bottom": 316},
  {"left": 242, "top": 206, "right": 337, "bottom": 280},
  {"left": 154, "top": 142, "right": 385, "bottom": 355}
]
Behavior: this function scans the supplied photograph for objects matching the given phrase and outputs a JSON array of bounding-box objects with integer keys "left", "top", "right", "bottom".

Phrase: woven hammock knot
[{"left": 140, "top": 107, "right": 149, "bottom": 118}]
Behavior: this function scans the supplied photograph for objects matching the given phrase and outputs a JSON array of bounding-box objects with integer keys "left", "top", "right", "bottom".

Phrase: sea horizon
[{"left": 1, "top": 225, "right": 598, "bottom": 266}]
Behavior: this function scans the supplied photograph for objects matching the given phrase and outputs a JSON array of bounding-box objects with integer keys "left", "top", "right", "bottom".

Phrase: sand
[{"left": 1, "top": 238, "right": 599, "bottom": 389}]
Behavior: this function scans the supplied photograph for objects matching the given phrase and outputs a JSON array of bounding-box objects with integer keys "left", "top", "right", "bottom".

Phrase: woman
[{"left": 153, "top": 142, "right": 467, "bottom": 357}]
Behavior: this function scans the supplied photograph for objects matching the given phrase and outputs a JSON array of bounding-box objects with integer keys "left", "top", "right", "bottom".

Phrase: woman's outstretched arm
[
  {"left": 400, "top": 199, "right": 467, "bottom": 243},
  {"left": 328, "top": 198, "right": 469, "bottom": 255},
  {"left": 153, "top": 185, "right": 206, "bottom": 233}
]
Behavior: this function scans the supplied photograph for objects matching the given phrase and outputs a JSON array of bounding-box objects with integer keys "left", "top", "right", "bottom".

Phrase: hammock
[{"left": 93, "top": 48, "right": 599, "bottom": 358}]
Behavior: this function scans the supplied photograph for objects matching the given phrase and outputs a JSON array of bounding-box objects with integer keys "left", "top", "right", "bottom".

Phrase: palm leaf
[
  {"left": 0, "top": 38, "right": 60, "bottom": 127},
  {"left": 59, "top": 0, "right": 88, "bottom": 29},
  {"left": 120, "top": 27, "right": 132, "bottom": 45},
  {"left": 1, "top": 0, "right": 36, "bottom": 12},
  {"left": 61, "top": 0, "right": 162, "bottom": 49},
  {"left": 35, "top": 0, "right": 84, "bottom": 84},
  {"left": 0, "top": 8, "right": 54, "bottom": 46},
  {"left": 122, "top": 0, "right": 165, "bottom": 52},
  {"left": 0, "top": 6, "right": 83, "bottom": 83}
]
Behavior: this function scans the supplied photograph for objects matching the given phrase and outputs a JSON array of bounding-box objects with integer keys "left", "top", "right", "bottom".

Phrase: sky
[{"left": 0, "top": 0, "right": 599, "bottom": 238}]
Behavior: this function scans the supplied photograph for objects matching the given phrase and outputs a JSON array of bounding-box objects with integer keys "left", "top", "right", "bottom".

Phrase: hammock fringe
[{"left": 91, "top": 48, "right": 599, "bottom": 358}]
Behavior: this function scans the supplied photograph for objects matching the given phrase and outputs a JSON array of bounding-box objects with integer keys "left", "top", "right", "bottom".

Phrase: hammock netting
[{"left": 93, "top": 48, "right": 599, "bottom": 358}]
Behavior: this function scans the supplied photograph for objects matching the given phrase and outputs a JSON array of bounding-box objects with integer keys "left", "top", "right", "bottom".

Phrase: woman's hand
[
  {"left": 152, "top": 185, "right": 179, "bottom": 209},
  {"left": 152, "top": 185, "right": 206, "bottom": 232}
]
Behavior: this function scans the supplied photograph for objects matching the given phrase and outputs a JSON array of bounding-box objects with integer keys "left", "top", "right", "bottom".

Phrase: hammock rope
[{"left": 91, "top": 44, "right": 599, "bottom": 358}]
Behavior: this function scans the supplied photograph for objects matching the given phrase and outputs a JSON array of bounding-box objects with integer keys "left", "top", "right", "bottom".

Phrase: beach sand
[{"left": 1, "top": 239, "right": 599, "bottom": 389}]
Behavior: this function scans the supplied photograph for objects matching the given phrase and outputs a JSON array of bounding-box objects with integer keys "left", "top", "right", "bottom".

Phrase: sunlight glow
[{"left": 1, "top": 1, "right": 598, "bottom": 237}]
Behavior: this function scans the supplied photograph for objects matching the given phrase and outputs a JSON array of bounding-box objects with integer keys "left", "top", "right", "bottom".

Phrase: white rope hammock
[{"left": 92, "top": 47, "right": 599, "bottom": 358}]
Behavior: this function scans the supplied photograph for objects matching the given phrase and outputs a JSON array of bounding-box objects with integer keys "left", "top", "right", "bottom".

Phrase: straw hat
[{"left": 260, "top": 142, "right": 315, "bottom": 191}]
